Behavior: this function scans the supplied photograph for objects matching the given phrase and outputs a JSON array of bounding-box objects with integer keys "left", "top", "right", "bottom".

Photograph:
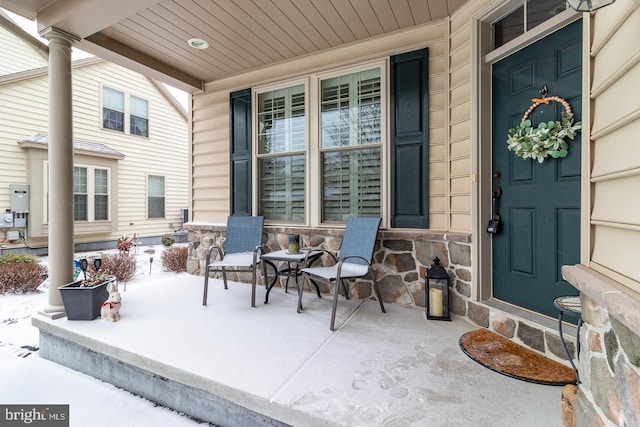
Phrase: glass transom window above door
[{"left": 492, "top": 0, "right": 568, "bottom": 49}]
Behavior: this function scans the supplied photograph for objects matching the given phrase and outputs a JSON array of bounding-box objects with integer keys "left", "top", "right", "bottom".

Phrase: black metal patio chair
[
  {"left": 203, "top": 215, "right": 265, "bottom": 307},
  {"left": 300, "top": 217, "right": 385, "bottom": 331}
]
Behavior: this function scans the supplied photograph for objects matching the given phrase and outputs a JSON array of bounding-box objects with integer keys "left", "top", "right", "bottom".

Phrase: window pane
[
  {"left": 259, "top": 155, "right": 305, "bottom": 221},
  {"left": 148, "top": 175, "right": 164, "bottom": 196},
  {"left": 130, "top": 96, "right": 149, "bottom": 137},
  {"left": 94, "top": 195, "right": 108, "bottom": 220},
  {"left": 73, "top": 167, "right": 87, "bottom": 193},
  {"left": 321, "top": 69, "right": 380, "bottom": 148},
  {"left": 322, "top": 148, "right": 381, "bottom": 221},
  {"left": 103, "top": 87, "right": 124, "bottom": 111},
  {"left": 74, "top": 195, "right": 87, "bottom": 221},
  {"left": 527, "top": 0, "right": 566, "bottom": 31},
  {"left": 493, "top": 5, "right": 524, "bottom": 49},
  {"left": 73, "top": 167, "right": 88, "bottom": 221},
  {"left": 130, "top": 116, "right": 149, "bottom": 137},
  {"left": 320, "top": 80, "right": 350, "bottom": 148},
  {"left": 103, "top": 109, "right": 124, "bottom": 132},
  {"left": 94, "top": 169, "right": 108, "bottom": 220},
  {"left": 130, "top": 96, "right": 148, "bottom": 117},
  {"left": 148, "top": 197, "right": 165, "bottom": 218},
  {"left": 258, "top": 85, "right": 305, "bottom": 154}
]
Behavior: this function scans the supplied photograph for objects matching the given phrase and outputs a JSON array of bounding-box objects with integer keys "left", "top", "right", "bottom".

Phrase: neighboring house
[
  {"left": 2, "top": 1, "right": 639, "bottom": 424},
  {"left": 0, "top": 13, "right": 189, "bottom": 251}
]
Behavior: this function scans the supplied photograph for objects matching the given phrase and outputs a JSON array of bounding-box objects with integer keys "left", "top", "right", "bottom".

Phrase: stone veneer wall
[
  {"left": 184, "top": 223, "right": 577, "bottom": 365},
  {"left": 184, "top": 224, "right": 472, "bottom": 309},
  {"left": 563, "top": 265, "right": 640, "bottom": 426}
]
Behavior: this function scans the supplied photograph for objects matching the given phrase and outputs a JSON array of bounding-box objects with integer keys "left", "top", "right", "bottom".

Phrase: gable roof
[
  {"left": 18, "top": 133, "right": 126, "bottom": 160},
  {"left": 0, "top": 9, "right": 47, "bottom": 60}
]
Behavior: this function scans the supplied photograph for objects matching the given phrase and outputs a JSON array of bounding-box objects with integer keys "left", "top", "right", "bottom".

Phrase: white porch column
[{"left": 39, "top": 27, "right": 79, "bottom": 318}]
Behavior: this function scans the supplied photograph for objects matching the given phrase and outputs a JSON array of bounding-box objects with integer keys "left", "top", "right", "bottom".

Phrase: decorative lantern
[
  {"left": 425, "top": 257, "right": 450, "bottom": 321},
  {"left": 566, "top": 0, "right": 615, "bottom": 12}
]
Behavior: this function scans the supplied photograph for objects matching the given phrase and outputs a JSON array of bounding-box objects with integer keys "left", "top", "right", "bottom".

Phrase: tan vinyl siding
[
  {"left": 445, "top": 0, "right": 493, "bottom": 233},
  {"left": 0, "top": 25, "right": 47, "bottom": 75},
  {"left": 0, "top": 47, "right": 188, "bottom": 245},
  {"left": 0, "top": 76, "right": 48, "bottom": 214},
  {"left": 71, "top": 61, "right": 189, "bottom": 239},
  {"left": 192, "top": 21, "right": 450, "bottom": 229},
  {"left": 589, "top": 3, "right": 640, "bottom": 292},
  {"left": 191, "top": 92, "right": 230, "bottom": 223}
]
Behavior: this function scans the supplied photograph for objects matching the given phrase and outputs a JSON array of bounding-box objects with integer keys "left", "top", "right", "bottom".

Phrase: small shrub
[
  {"left": 0, "top": 262, "right": 47, "bottom": 294},
  {"left": 161, "top": 234, "right": 175, "bottom": 247},
  {"left": 161, "top": 246, "right": 187, "bottom": 272},
  {"left": 0, "top": 253, "right": 38, "bottom": 265},
  {"left": 101, "top": 252, "right": 136, "bottom": 282}
]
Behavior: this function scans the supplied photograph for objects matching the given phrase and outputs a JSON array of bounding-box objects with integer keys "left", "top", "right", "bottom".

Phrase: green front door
[{"left": 491, "top": 19, "right": 582, "bottom": 318}]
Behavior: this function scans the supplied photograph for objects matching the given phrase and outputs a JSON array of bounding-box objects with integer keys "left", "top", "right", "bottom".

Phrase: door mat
[{"left": 459, "top": 329, "right": 576, "bottom": 386}]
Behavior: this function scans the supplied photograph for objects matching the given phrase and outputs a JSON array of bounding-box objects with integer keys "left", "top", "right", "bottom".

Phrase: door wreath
[{"left": 506, "top": 95, "right": 582, "bottom": 163}]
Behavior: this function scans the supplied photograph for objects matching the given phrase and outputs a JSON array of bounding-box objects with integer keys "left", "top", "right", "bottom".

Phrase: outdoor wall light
[
  {"left": 566, "top": 0, "right": 616, "bottom": 11},
  {"left": 187, "top": 38, "right": 209, "bottom": 49},
  {"left": 425, "top": 257, "right": 451, "bottom": 321}
]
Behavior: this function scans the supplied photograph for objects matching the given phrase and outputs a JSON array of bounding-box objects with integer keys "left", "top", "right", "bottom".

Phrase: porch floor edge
[{"left": 35, "top": 326, "right": 323, "bottom": 427}]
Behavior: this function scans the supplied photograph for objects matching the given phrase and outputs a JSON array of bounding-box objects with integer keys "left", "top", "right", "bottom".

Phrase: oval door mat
[{"left": 459, "top": 329, "right": 577, "bottom": 386}]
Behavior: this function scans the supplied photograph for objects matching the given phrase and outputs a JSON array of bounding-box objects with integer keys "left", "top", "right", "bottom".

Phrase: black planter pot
[{"left": 59, "top": 277, "right": 114, "bottom": 320}]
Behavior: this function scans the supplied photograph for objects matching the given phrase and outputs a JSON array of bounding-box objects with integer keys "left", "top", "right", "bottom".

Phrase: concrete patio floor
[{"left": 32, "top": 273, "right": 564, "bottom": 426}]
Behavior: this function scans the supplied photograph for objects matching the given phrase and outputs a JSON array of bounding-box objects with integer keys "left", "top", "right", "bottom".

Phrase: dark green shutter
[
  {"left": 229, "top": 89, "right": 252, "bottom": 216},
  {"left": 390, "top": 48, "right": 429, "bottom": 228}
]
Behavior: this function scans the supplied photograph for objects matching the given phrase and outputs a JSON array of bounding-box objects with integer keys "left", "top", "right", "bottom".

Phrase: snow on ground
[{"left": 0, "top": 245, "right": 211, "bottom": 426}]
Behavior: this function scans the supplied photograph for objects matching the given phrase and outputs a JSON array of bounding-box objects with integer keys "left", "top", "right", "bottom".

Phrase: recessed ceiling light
[{"left": 187, "top": 38, "right": 209, "bottom": 50}]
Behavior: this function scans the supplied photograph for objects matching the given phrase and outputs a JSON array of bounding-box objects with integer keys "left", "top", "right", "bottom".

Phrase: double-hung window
[
  {"left": 254, "top": 65, "right": 382, "bottom": 225},
  {"left": 130, "top": 95, "right": 149, "bottom": 137},
  {"left": 73, "top": 167, "right": 88, "bottom": 221},
  {"left": 72, "top": 166, "right": 110, "bottom": 221},
  {"left": 102, "top": 87, "right": 125, "bottom": 132},
  {"left": 102, "top": 87, "right": 149, "bottom": 137},
  {"left": 94, "top": 168, "right": 109, "bottom": 220},
  {"left": 148, "top": 175, "right": 165, "bottom": 218},
  {"left": 320, "top": 69, "right": 381, "bottom": 222},
  {"left": 257, "top": 84, "right": 306, "bottom": 222}
]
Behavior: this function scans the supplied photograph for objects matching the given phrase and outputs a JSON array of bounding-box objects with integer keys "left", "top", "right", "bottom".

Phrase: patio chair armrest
[
  {"left": 303, "top": 249, "right": 336, "bottom": 265},
  {"left": 205, "top": 245, "right": 224, "bottom": 265},
  {"left": 253, "top": 245, "right": 267, "bottom": 264}
]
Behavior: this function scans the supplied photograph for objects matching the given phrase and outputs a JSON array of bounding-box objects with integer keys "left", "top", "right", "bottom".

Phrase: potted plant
[{"left": 59, "top": 266, "right": 115, "bottom": 321}]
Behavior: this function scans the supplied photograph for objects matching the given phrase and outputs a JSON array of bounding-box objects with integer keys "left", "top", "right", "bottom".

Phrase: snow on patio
[{"left": 1, "top": 245, "right": 564, "bottom": 426}]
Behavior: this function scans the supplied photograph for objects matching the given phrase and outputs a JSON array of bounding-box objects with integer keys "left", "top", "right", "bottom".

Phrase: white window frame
[
  {"left": 252, "top": 60, "right": 387, "bottom": 227},
  {"left": 101, "top": 85, "right": 150, "bottom": 138},
  {"left": 44, "top": 162, "right": 111, "bottom": 223},
  {"left": 254, "top": 78, "right": 309, "bottom": 224},
  {"left": 147, "top": 174, "right": 166, "bottom": 219}
]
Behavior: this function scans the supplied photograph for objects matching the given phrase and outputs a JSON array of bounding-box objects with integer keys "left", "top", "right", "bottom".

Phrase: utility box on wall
[{"left": 10, "top": 184, "right": 29, "bottom": 213}]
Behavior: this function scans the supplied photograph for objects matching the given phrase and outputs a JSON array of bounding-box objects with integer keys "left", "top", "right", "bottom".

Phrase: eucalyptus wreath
[{"left": 506, "top": 96, "right": 582, "bottom": 163}]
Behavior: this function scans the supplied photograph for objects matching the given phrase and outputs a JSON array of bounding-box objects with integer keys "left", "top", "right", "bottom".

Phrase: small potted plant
[{"left": 59, "top": 258, "right": 115, "bottom": 320}]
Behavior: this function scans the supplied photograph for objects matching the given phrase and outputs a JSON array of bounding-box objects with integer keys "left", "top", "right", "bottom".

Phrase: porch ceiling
[{"left": 0, "top": 0, "right": 469, "bottom": 91}]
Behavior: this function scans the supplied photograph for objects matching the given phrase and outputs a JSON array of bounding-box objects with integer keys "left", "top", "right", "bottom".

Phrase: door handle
[
  {"left": 488, "top": 186, "right": 503, "bottom": 234},
  {"left": 492, "top": 186, "right": 502, "bottom": 199}
]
